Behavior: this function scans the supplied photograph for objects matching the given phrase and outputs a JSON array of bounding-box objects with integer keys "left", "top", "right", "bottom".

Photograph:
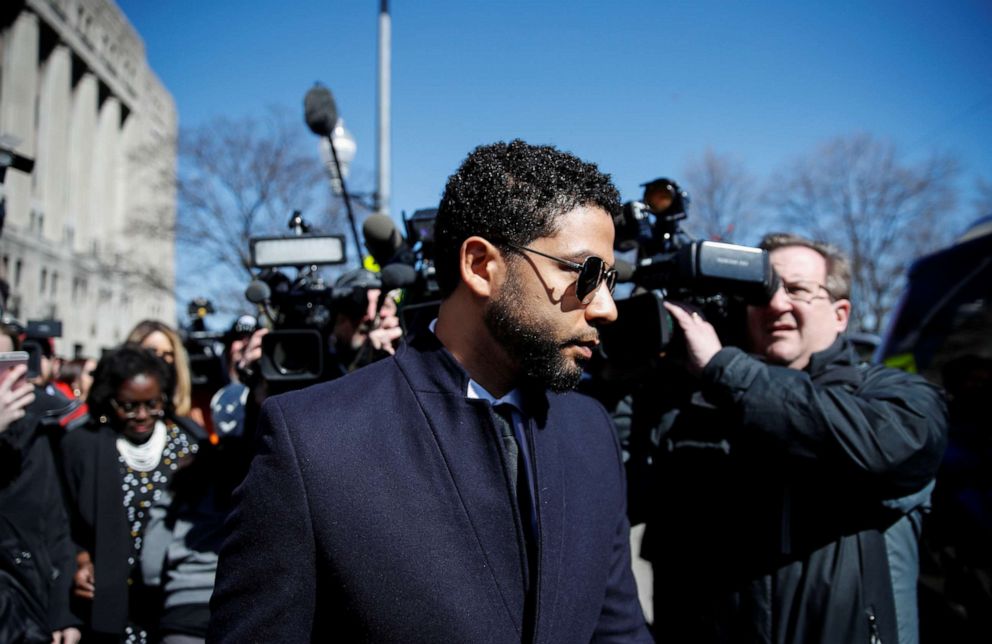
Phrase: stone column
[
  {"left": 36, "top": 44, "right": 72, "bottom": 244},
  {"left": 92, "top": 94, "right": 120, "bottom": 254},
  {"left": 68, "top": 72, "right": 97, "bottom": 255},
  {"left": 0, "top": 12, "right": 40, "bottom": 233}
]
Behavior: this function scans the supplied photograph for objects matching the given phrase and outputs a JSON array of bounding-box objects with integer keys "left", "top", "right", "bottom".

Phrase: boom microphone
[{"left": 304, "top": 84, "right": 339, "bottom": 138}]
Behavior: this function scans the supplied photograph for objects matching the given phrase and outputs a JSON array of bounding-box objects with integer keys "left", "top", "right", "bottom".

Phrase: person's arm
[
  {"left": 207, "top": 397, "right": 317, "bottom": 642},
  {"left": 43, "top": 444, "right": 83, "bottom": 628},
  {"left": 662, "top": 300, "right": 946, "bottom": 497},
  {"left": 58, "top": 431, "right": 95, "bottom": 603},
  {"left": 701, "top": 346, "right": 947, "bottom": 497}
]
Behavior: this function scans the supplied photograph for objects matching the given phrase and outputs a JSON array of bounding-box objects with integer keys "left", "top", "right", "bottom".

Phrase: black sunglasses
[{"left": 504, "top": 242, "right": 617, "bottom": 304}]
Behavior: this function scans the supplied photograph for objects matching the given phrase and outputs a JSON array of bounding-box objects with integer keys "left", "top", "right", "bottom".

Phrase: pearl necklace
[{"left": 116, "top": 421, "right": 168, "bottom": 471}]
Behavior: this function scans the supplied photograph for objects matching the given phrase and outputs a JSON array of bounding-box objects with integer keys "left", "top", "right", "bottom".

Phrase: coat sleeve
[
  {"left": 591, "top": 404, "right": 653, "bottom": 643},
  {"left": 44, "top": 443, "right": 79, "bottom": 630},
  {"left": 207, "top": 397, "right": 317, "bottom": 643},
  {"left": 701, "top": 347, "right": 948, "bottom": 498}
]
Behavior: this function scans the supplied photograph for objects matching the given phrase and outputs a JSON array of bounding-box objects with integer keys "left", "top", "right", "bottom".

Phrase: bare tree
[
  {"left": 766, "top": 133, "right": 961, "bottom": 333},
  {"left": 174, "top": 108, "right": 342, "bottom": 312},
  {"left": 681, "top": 148, "right": 760, "bottom": 243}
]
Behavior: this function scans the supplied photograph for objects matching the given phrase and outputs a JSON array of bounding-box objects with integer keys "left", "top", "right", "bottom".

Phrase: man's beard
[{"left": 484, "top": 281, "right": 587, "bottom": 393}]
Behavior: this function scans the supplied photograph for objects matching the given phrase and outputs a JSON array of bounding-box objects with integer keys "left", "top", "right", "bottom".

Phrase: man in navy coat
[{"left": 208, "top": 139, "right": 652, "bottom": 642}]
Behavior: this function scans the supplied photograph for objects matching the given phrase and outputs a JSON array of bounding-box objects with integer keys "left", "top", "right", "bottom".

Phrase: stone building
[{"left": 0, "top": 0, "right": 176, "bottom": 358}]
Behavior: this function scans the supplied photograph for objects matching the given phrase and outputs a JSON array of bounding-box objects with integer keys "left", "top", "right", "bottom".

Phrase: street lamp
[{"left": 318, "top": 120, "right": 356, "bottom": 197}]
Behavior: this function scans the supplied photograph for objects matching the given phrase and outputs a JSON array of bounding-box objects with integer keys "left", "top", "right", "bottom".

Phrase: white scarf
[{"left": 116, "top": 420, "right": 167, "bottom": 471}]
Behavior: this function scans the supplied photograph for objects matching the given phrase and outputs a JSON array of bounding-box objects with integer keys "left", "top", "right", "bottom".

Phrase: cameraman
[
  {"left": 330, "top": 268, "right": 404, "bottom": 371},
  {"left": 644, "top": 233, "right": 947, "bottom": 643},
  {"left": 237, "top": 269, "right": 403, "bottom": 409}
]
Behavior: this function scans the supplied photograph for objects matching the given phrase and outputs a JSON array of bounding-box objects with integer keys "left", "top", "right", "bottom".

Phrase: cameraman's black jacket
[{"left": 639, "top": 337, "right": 947, "bottom": 644}]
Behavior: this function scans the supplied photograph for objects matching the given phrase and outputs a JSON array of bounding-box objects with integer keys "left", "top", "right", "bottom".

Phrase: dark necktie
[
  {"left": 492, "top": 403, "right": 539, "bottom": 638},
  {"left": 492, "top": 403, "right": 538, "bottom": 559}
]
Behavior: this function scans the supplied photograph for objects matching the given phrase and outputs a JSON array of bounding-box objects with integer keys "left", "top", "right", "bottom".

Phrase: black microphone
[
  {"left": 380, "top": 263, "right": 418, "bottom": 292},
  {"left": 245, "top": 280, "right": 271, "bottom": 304},
  {"left": 363, "top": 214, "right": 404, "bottom": 266},
  {"left": 245, "top": 280, "right": 275, "bottom": 327},
  {"left": 304, "top": 84, "right": 338, "bottom": 137}
]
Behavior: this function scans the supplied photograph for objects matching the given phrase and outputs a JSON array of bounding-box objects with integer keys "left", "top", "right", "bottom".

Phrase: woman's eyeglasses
[
  {"left": 504, "top": 243, "right": 617, "bottom": 304},
  {"left": 110, "top": 397, "right": 165, "bottom": 419}
]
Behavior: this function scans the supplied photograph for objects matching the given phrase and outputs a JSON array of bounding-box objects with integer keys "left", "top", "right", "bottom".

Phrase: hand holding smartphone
[{"left": 0, "top": 351, "right": 35, "bottom": 434}]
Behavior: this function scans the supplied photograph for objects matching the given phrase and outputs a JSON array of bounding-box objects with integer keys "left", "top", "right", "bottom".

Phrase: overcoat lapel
[{"left": 396, "top": 336, "right": 528, "bottom": 634}]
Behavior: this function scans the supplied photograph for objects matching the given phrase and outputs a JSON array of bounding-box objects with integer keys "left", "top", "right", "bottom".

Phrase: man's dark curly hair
[
  {"left": 434, "top": 139, "right": 621, "bottom": 298},
  {"left": 87, "top": 344, "right": 173, "bottom": 423}
]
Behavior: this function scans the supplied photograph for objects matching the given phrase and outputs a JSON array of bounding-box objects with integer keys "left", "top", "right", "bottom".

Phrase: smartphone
[{"left": 0, "top": 351, "right": 30, "bottom": 385}]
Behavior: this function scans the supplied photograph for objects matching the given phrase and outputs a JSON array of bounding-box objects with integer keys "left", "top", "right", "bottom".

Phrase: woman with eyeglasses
[
  {"left": 60, "top": 345, "right": 203, "bottom": 643},
  {"left": 126, "top": 320, "right": 208, "bottom": 430}
]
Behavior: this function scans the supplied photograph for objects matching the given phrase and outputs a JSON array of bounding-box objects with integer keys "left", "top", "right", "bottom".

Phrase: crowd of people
[
  {"left": 0, "top": 265, "right": 408, "bottom": 643},
  {"left": 0, "top": 138, "right": 985, "bottom": 643}
]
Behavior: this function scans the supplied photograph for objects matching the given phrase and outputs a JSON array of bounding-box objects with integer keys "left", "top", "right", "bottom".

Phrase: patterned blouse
[{"left": 117, "top": 422, "right": 198, "bottom": 643}]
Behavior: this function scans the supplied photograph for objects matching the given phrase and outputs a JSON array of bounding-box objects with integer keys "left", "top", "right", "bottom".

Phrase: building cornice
[{"left": 26, "top": 0, "right": 175, "bottom": 131}]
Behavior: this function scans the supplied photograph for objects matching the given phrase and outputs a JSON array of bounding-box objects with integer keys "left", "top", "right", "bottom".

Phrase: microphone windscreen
[
  {"left": 245, "top": 280, "right": 271, "bottom": 304},
  {"left": 380, "top": 263, "right": 418, "bottom": 291},
  {"left": 363, "top": 214, "right": 399, "bottom": 246},
  {"left": 304, "top": 84, "right": 338, "bottom": 137},
  {"left": 363, "top": 214, "right": 402, "bottom": 264}
]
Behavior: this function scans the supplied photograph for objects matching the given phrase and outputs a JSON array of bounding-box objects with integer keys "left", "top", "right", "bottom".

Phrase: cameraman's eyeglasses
[
  {"left": 781, "top": 280, "right": 834, "bottom": 304},
  {"left": 110, "top": 397, "right": 166, "bottom": 419},
  {"left": 504, "top": 243, "right": 617, "bottom": 304}
]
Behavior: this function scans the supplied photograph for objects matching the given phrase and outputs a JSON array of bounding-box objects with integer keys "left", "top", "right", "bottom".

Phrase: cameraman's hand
[
  {"left": 368, "top": 292, "right": 403, "bottom": 356},
  {"left": 664, "top": 302, "right": 722, "bottom": 375},
  {"left": 237, "top": 328, "right": 269, "bottom": 380},
  {"left": 368, "top": 325, "right": 403, "bottom": 356}
]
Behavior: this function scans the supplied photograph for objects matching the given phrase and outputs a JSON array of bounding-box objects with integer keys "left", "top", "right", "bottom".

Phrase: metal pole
[
  {"left": 376, "top": 0, "right": 391, "bottom": 217},
  {"left": 326, "top": 135, "right": 363, "bottom": 268}
]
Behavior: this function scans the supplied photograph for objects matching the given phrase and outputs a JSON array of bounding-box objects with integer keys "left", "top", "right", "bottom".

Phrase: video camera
[
  {"left": 244, "top": 212, "right": 349, "bottom": 385},
  {"left": 600, "top": 178, "right": 778, "bottom": 373}
]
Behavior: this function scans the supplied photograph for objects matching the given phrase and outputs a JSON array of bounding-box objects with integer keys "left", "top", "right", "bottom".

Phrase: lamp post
[{"left": 376, "top": 0, "right": 391, "bottom": 217}]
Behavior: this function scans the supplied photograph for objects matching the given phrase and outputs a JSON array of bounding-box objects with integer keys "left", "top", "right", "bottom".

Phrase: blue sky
[{"left": 117, "top": 0, "right": 991, "bottom": 282}]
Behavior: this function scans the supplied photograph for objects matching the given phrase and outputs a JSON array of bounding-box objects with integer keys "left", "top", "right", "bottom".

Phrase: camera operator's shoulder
[{"left": 862, "top": 362, "right": 944, "bottom": 403}]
